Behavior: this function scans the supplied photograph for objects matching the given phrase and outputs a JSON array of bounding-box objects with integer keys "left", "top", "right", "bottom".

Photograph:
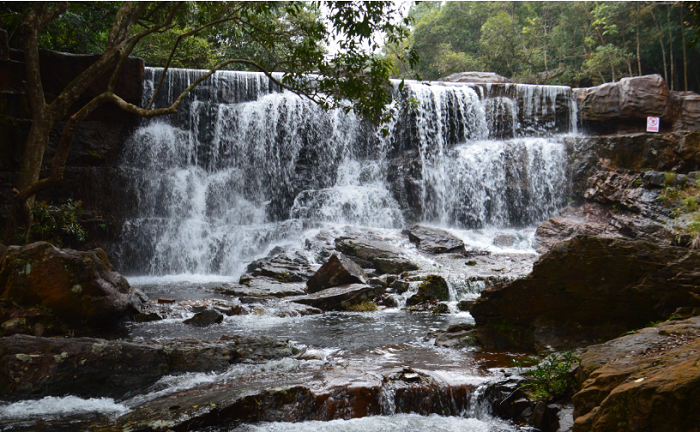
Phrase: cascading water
[{"left": 115, "top": 68, "right": 573, "bottom": 276}]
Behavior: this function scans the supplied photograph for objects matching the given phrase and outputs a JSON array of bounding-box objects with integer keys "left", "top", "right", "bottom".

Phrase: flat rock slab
[
  {"left": 291, "top": 284, "right": 378, "bottom": 311},
  {"left": 573, "top": 317, "right": 700, "bottom": 432},
  {"left": 213, "top": 279, "right": 306, "bottom": 298},
  {"left": 0, "top": 334, "right": 297, "bottom": 400},
  {"left": 92, "top": 368, "right": 476, "bottom": 432},
  {"left": 406, "top": 225, "right": 466, "bottom": 254}
]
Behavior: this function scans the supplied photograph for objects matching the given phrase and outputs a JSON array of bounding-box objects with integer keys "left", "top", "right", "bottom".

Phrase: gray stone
[{"left": 306, "top": 253, "right": 368, "bottom": 293}]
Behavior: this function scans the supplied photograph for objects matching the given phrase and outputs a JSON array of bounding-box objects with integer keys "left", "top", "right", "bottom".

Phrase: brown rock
[
  {"left": 306, "top": 253, "right": 368, "bottom": 293},
  {"left": 576, "top": 75, "right": 671, "bottom": 122},
  {"left": 0, "top": 242, "right": 144, "bottom": 329},
  {"left": 406, "top": 225, "right": 466, "bottom": 254},
  {"left": 471, "top": 235, "right": 700, "bottom": 352},
  {"left": 573, "top": 317, "right": 700, "bottom": 432},
  {"left": 672, "top": 91, "right": 700, "bottom": 132},
  {"left": 535, "top": 202, "right": 674, "bottom": 254}
]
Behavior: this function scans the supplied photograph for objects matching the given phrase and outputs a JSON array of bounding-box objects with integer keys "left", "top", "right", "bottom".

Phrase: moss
[{"left": 346, "top": 300, "right": 378, "bottom": 312}]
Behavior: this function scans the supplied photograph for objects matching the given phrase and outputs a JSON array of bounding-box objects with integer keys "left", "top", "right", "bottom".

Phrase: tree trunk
[
  {"left": 681, "top": 4, "right": 688, "bottom": 91},
  {"left": 651, "top": 10, "right": 669, "bottom": 83},
  {"left": 667, "top": 5, "right": 674, "bottom": 91}
]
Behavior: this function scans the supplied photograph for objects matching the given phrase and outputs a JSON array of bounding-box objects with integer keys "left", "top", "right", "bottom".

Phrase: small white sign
[{"left": 647, "top": 116, "right": 660, "bottom": 132}]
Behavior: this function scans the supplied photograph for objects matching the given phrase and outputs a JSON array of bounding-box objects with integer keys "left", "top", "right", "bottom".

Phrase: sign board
[{"left": 647, "top": 116, "right": 660, "bottom": 132}]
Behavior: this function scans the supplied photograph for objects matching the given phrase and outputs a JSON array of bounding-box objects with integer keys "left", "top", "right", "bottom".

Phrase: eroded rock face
[
  {"left": 470, "top": 235, "right": 700, "bottom": 352},
  {"left": 576, "top": 75, "right": 671, "bottom": 122},
  {"left": 573, "top": 317, "right": 700, "bottom": 432},
  {"left": 0, "top": 334, "right": 298, "bottom": 401},
  {"left": 535, "top": 202, "right": 674, "bottom": 254},
  {"left": 406, "top": 225, "right": 466, "bottom": 254},
  {"left": 306, "top": 253, "right": 368, "bottom": 293},
  {"left": 0, "top": 242, "right": 144, "bottom": 329}
]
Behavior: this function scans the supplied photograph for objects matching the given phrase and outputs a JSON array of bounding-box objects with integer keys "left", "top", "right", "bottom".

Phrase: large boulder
[
  {"left": 0, "top": 242, "right": 144, "bottom": 329},
  {"left": 672, "top": 91, "right": 700, "bottom": 132},
  {"left": 0, "top": 334, "right": 297, "bottom": 400},
  {"left": 306, "top": 252, "right": 368, "bottom": 293},
  {"left": 572, "top": 317, "right": 700, "bottom": 432},
  {"left": 335, "top": 236, "right": 419, "bottom": 274},
  {"left": 438, "top": 72, "right": 512, "bottom": 84},
  {"left": 291, "top": 284, "right": 378, "bottom": 311},
  {"left": 576, "top": 75, "right": 671, "bottom": 122},
  {"left": 406, "top": 225, "right": 466, "bottom": 254},
  {"left": 470, "top": 235, "right": 700, "bottom": 352}
]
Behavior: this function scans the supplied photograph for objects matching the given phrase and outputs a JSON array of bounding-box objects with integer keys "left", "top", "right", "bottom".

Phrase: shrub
[
  {"left": 29, "top": 199, "right": 87, "bottom": 246},
  {"left": 514, "top": 351, "right": 578, "bottom": 401}
]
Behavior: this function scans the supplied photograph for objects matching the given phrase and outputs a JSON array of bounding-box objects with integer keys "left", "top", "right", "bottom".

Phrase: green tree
[{"left": 1, "top": 1, "right": 415, "bottom": 244}]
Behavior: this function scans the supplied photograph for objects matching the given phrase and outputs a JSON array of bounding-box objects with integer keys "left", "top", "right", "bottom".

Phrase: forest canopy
[{"left": 384, "top": 1, "right": 700, "bottom": 93}]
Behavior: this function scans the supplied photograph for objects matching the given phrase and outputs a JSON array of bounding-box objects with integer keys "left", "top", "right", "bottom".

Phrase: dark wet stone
[
  {"left": 214, "top": 279, "right": 306, "bottom": 298},
  {"left": 291, "top": 284, "right": 378, "bottom": 311},
  {"left": 405, "top": 225, "right": 466, "bottom": 254},
  {"left": 306, "top": 252, "right": 368, "bottom": 293},
  {"left": 183, "top": 309, "right": 224, "bottom": 326},
  {"left": 406, "top": 275, "right": 449, "bottom": 306},
  {"left": 0, "top": 334, "right": 297, "bottom": 401},
  {"left": 471, "top": 235, "right": 700, "bottom": 352},
  {"left": 457, "top": 300, "right": 475, "bottom": 312}
]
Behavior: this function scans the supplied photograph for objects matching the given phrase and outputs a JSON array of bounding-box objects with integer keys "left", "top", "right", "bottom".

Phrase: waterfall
[{"left": 115, "top": 68, "right": 576, "bottom": 276}]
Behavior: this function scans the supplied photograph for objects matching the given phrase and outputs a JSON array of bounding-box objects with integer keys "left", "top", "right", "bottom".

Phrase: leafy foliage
[
  {"left": 397, "top": 1, "right": 700, "bottom": 91},
  {"left": 514, "top": 351, "right": 579, "bottom": 401},
  {"left": 29, "top": 199, "right": 87, "bottom": 247}
]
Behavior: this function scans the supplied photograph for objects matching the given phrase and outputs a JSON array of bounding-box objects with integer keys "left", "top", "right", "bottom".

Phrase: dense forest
[{"left": 386, "top": 1, "right": 700, "bottom": 92}]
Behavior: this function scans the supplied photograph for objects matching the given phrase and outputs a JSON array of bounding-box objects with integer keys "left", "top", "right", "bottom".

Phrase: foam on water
[
  {"left": 0, "top": 396, "right": 128, "bottom": 420},
  {"left": 234, "top": 413, "right": 521, "bottom": 432}
]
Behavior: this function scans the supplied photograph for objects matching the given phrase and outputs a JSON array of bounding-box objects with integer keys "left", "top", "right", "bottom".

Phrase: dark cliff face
[{"left": 0, "top": 41, "right": 144, "bottom": 250}]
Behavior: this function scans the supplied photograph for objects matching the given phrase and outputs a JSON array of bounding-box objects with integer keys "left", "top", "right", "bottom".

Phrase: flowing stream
[{"left": 0, "top": 69, "right": 578, "bottom": 431}]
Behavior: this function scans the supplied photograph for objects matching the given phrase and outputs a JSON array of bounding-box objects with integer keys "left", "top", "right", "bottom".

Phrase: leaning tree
[{"left": 2, "top": 1, "right": 416, "bottom": 244}]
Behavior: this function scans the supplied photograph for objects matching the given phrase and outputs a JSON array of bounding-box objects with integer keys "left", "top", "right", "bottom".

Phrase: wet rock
[
  {"left": 407, "top": 300, "right": 449, "bottom": 314},
  {"left": 0, "top": 299, "right": 69, "bottom": 337},
  {"left": 406, "top": 275, "right": 449, "bottom": 306},
  {"left": 335, "top": 236, "right": 418, "bottom": 274},
  {"left": 481, "top": 377, "right": 531, "bottom": 421},
  {"left": 242, "top": 251, "right": 319, "bottom": 284},
  {"left": 405, "top": 225, "right": 466, "bottom": 254},
  {"left": 290, "top": 284, "right": 378, "bottom": 311},
  {"left": 457, "top": 299, "right": 475, "bottom": 312},
  {"left": 535, "top": 202, "right": 675, "bottom": 253},
  {"left": 433, "top": 322, "right": 476, "bottom": 348},
  {"left": 214, "top": 279, "right": 306, "bottom": 298},
  {"left": 389, "top": 278, "right": 410, "bottom": 293},
  {"left": 374, "top": 293, "right": 399, "bottom": 308},
  {"left": 439, "top": 72, "right": 512, "bottom": 84},
  {"left": 573, "top": 317, "right": 700, "bottom": 432},
  {"left": 131, "top": 311, "right": 163, "bottom": 323},
  {"left": 306, "top": 253, "right": 368, "bottom": 293},
  {"left": 471, "top": 235, "right": 700, "bottom": 352},
  {"left": 0, "top": 242, "right": 144, "bottom": 330},
  {"left": 493, "top": 233, "right": 517, "bottom": 247},
  {"left": 0, "top": 334, "right": 297, "bottom": 400},
  {"left": 183, "top": 309, "right": 224, "bottom": 326},
  {"left": 386, "top": 150, "right": 424, "bottom": 220}
]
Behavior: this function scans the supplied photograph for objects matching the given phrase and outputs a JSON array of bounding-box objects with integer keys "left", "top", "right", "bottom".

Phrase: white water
[
  {"left": 0, "top": 396, "right": 128, "bottom": 420},
  {"left": 114, "top": 69, "right": 575, "bottom": 277}
]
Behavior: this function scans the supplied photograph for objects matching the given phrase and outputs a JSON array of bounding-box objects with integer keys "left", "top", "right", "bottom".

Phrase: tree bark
[{"left": 681, "top": 4, "right": 688, "bottom": 91}]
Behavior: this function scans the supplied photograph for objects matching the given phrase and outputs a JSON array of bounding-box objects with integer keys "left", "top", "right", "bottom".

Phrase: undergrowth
[
  {"left": 513, "top": 351, "right": 579, "bottom": 401},
  {"left": 657, "top": 175, "right": 700, "bottom": 248},
  {"left": 29, "top": 199, "right": 87, "bottom": 247},
  {"left": 347, "top": 300, "right": 378, "bottom": 312}
]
